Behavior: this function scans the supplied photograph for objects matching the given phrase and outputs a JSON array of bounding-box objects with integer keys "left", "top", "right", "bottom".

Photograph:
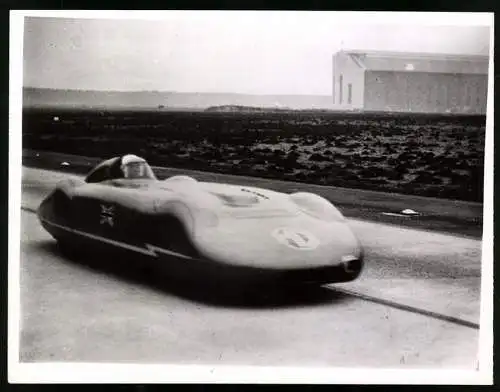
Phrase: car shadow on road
[{"left": 37, "top": 241, "right": 351, "bottom": 310}]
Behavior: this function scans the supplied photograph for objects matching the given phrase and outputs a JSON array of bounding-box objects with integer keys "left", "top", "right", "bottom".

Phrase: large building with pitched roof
[{"left": 332, "top": 50, "right": 489, "bottom": 114}]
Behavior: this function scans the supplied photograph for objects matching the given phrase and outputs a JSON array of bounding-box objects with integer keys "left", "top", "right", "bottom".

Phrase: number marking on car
[{"left": 271, "top": 227, "right": 320, "bottom": 250}]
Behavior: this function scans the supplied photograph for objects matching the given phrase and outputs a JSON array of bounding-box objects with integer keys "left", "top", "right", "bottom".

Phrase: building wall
[
  {"left": 332, "top": 52, "right": 365, "bottom": 109},
  {"left": 364, "top": 70, "right": 488, "bottom": 114}
]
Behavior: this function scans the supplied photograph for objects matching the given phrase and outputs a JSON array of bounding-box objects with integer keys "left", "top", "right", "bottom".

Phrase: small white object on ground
[
  {"left": 401, "top": 209, "right": 420, "bottom": 215},
  {"left": 382, "top": 212, "right": 407, "bottom": 217},
  {"left": 53, "top": 116, "right": 59, "bottom": 121},
  {"left": 61, "top": 162, "right": 70, "bottom": 166}
]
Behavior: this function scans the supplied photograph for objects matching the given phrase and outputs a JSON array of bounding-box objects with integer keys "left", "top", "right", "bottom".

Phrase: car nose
[{"left": 194, "top": 219, "right": 362, "bottom": 269}]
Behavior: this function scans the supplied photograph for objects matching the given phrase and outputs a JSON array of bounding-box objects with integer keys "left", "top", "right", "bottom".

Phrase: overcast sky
[{"left": 22, "top": 13, "right": 491, "bottom": 95}]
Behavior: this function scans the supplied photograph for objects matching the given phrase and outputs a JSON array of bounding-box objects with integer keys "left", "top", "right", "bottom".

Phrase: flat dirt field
[{"left": 22, "top": 107, "right": 485, "bottom": 202}]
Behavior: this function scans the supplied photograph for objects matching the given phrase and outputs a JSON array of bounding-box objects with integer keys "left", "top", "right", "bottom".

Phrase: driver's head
[{"left": 121, "top": 154, "right": 147, "bottom": 178}]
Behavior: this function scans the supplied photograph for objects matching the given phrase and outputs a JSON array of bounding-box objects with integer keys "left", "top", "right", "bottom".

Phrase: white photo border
[{"left": 8, "top": 10, "right": 494, "bottom": 384}]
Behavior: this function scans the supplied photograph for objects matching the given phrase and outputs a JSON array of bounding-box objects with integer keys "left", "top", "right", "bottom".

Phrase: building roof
[{"left": 342, "top": 50, "right": 489, "bottom": 75}]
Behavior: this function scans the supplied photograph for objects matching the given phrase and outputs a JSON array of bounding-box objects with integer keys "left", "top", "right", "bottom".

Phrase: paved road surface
[{"left": 16, "top": 168, "right": 481, "bottom": 367}]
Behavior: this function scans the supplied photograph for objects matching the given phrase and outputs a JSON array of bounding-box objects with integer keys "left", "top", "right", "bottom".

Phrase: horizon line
[{"left": 23, "top": 86, "right": 333, "bottom": 97}]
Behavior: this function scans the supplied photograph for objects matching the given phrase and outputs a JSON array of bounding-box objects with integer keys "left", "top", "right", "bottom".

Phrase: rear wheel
[
  {"left": 56, "top": 238, "right": 75, "bottom": 257},
  {"left": 55, "top": 236, "right": 88, "bottom": 260}
]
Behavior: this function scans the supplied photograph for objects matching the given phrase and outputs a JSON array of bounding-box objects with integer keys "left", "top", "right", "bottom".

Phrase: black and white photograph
[{"left": 8, "top": 11, "right": 493, "bottom": 384}]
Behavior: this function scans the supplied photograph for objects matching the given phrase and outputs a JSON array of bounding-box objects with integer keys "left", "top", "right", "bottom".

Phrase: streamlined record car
[{"left": 37, "top": 154, "right": 364, "bottom": 286}]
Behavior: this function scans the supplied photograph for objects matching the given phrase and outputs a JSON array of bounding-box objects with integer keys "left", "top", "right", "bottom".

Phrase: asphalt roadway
[{"left": 17, "top": 167, "right": 482, "bottom": 367}]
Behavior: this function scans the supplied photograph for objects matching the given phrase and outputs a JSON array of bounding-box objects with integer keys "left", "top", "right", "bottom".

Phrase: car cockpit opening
[{"left": 85, "top": 155, "right": 157, "bottom": 184}]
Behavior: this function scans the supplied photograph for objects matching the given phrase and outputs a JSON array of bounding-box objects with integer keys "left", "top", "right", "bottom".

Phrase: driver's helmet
[{"left": 120, "top": 154, "right": 154, "bottom": 179}]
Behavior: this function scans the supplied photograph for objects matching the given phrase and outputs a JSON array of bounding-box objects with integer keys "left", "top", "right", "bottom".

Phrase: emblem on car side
[
  {"left": 100, "top": 204, "right": 115, "bottom": 226},
  {"left": 272, "top": 227, "right": 319, "bottom": 250}
]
